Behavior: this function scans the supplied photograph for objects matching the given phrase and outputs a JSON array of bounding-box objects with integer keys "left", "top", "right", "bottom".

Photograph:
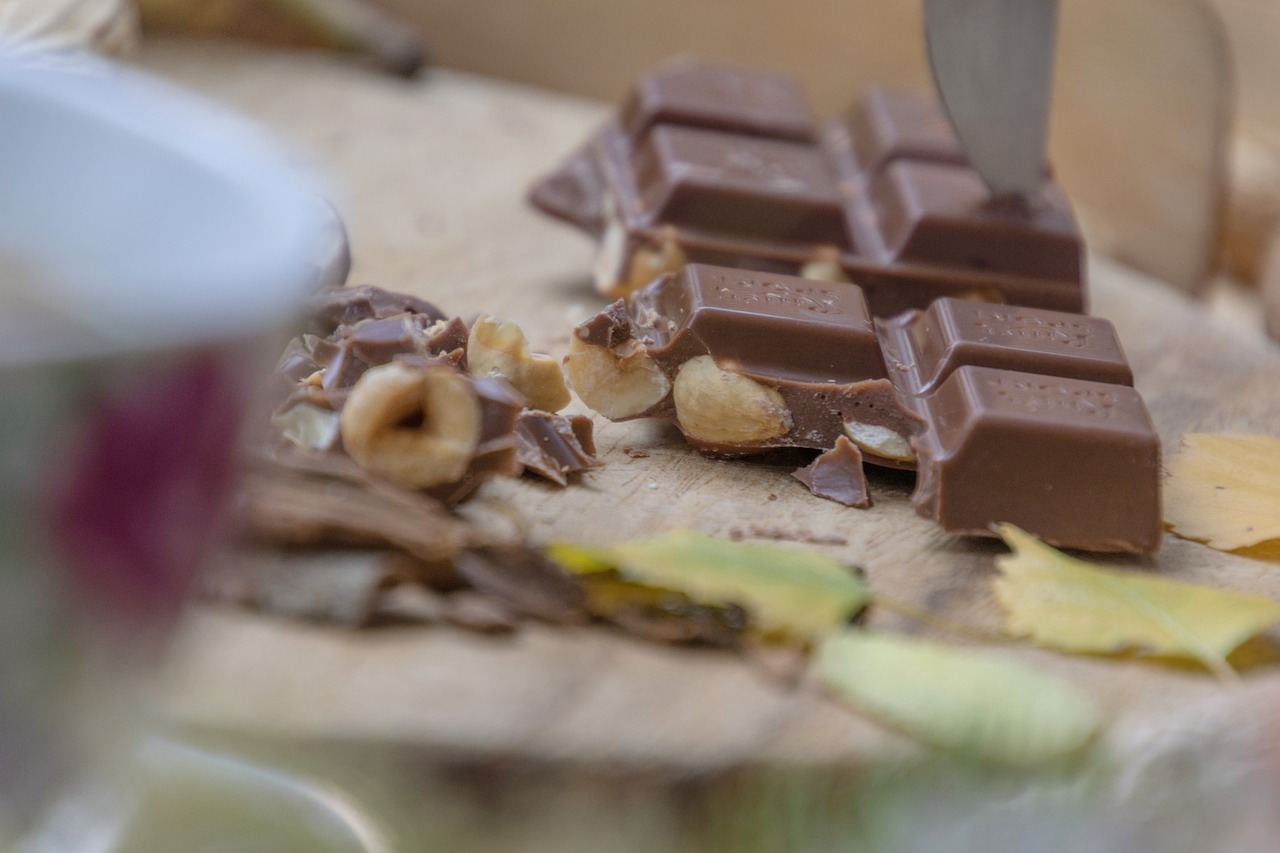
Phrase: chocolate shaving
[
  {"left": 441, "top": 591, "right": 520, "bottom": 634},
  {"left": 514, "top": 411, "right": 604, "bottom": 486},
  {"left": 309, "top": 284, "right": 447, "bottom": 334},
  {"left": 792, "top": 437, "right": 871, "bottom": 508},
  {"left": 240, "top": 447, "right": 485, "bottom": 563},
  {"left": 453, "top": 546, "right": 588, "bottom": 626}
]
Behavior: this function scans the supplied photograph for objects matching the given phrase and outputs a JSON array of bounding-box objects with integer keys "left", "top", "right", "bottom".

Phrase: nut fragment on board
[
  {"left": 843, "top": 421, "right": 915, "bottom": 463},
  {"left": 340, "top": 361, "right": 482, "bottom": 489},
  {"left": 467, "top": 314, "right": 570, "bottom": 412},
  {"left": 672, "top": 356, "right": 791, "bottom": 446}
]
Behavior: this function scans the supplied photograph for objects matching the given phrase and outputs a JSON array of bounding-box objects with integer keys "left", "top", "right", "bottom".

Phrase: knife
[{"left": 923, "top": 0, "right": 1059, "bottom": 199}]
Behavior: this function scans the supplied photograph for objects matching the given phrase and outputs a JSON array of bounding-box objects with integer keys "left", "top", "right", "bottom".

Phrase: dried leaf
[
  {"left": 548, "top": 531, "right": 868, "bottom": 643},
  {"left": 580, "top": 574, "right": 746, "bottom": 647},
  {"left": 994, "top": 524, "right": 1280, "bottom": 679},
  {"left": 1164, "top": 433, "right": 1280, "bottom": 550},
  {"left": 817, "top": 630, "right": 1101, "bottom": 766}
]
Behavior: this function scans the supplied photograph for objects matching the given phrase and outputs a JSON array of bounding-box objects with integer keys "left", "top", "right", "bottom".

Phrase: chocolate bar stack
[{"left": 531, "top": 58, "right": 1160, "bottom": 554}]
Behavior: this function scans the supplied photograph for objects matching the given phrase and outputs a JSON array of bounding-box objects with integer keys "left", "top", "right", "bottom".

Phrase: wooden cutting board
[{"left": 140, "top": 43, "right": 1280, "bottom": 781}]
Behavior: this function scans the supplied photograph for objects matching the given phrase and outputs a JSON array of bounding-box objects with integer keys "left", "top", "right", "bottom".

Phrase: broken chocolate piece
[
  {"left": 845, "top": 86, "right": 966, "bottom": 175},
  {"left": 878, "top": 297, "right": 1134, "bottom": 396},
  {"left": 309, "top": 284, "right": 447, "bottom": 334},
  {"left": 620, "top": 56, "right": 816, "bottom": 144},
  {"left": 792, "top": 437, "right": 870, "bottom": 508},
  {"left": 568, "top": 263, "right": 923, "bottom": 464},
  {"left": 909, "top": 366, "right": 1161, "bottom": 553},
  {"left": 240, "top": 447, "right": 479, "bottom": 562},
  {"left": 514, "top": 411, "right": 603, "bottom": 485},
  {"left": 453, "top": 546, "right": 589, "bottom": 626},
  {"left": 530, "top": 57, "right": 1085, "bottom": 314}
]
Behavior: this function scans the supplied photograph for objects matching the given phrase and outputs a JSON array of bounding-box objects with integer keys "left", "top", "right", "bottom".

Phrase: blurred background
[
  {"left": 53, "top": 0, "right": 1270, "bottom": 335},
  {"left": 10, "top": 1, "right": 1280, "bottom": 849}
]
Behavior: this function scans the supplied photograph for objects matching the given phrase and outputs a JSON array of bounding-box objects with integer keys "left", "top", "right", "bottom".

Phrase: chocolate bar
[
  {"left": 566, "top": 264, "right": 923, "bottom": 465},
  {"left": 530, "top": 57, "right": 1084, "bottom": 317},
  {"left": 567, "top": 264, "right": 1160, "bottom": 552}
]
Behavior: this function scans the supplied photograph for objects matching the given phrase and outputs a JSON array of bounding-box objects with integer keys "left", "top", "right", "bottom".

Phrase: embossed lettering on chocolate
[
  {"left": 910, "top": 367, "right": 1161, "bottom": 553},
  {"left": 530, "top": 56, "right": 1085, "bottom": 316}
]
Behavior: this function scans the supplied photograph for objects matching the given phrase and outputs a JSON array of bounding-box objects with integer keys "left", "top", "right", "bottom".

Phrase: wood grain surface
[{"left": 139, "top": 42, "right": 1280, "bottom": 775}]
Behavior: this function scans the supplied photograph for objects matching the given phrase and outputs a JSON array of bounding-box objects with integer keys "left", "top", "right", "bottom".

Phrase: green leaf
[
  {"left": 817, "top": 629, "right": 1101, "bottom": 766},
  {"left": 548, "top": 531, "right": 868, "bottom": 643},
  {"left": 994, "top": 524, "right": 1280, "bottom": 680}
]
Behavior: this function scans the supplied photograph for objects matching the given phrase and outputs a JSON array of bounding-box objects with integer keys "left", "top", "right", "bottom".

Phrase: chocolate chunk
[
  {"left": 878, "top": 297, "right": 1133, "bottom": 396},
  {"left": 309, "top": 284, "right": 448, "bottom": 333},
  {"left": 870, "top": 161, "right": 1081, "bottom": 283},
  {"left": 792, "top": 437, "right": 870, "bottom": 508},
  {"left": 632, "top": 264, "right": 886, "bottom": 382},
  {"left": 426, "top": 376, "right": 525, "bottom": 505},
  {"left": 620, "top": 58, "right": 816, "bottom": 144},
  {"left": 527, "top": 141, "right": 608, "bottom": 237},
  {"left": 515, "top": 411, "right": 603, "bottom": 485},
  {"left": 911, "top": 366, "right": 1161, "bottom": 553},
  {"left": 568, "top": 263, "right": 923, "bottom": 464},
  {"left": 530, "top": 58, "right": 1084, "bottom": 314},
  {"left": 845, "top": 86, "right": 966, "bottom": 175},
  {"left": 630, "top": 125, "right": 851, "bottom": 247}
]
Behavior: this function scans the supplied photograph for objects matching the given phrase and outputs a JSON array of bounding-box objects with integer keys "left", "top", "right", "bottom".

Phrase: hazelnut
[
  {"left": 564, "top": 334, "right": 670, "bottom": 419},
  {"left": 467, "top": 314, "right": 570, "bottom": 412},
  {"left": 272, "top": 402, "right": 341, "bottom": 451},
  {"left": 843, "top": 420, "right": 915, "bottom": 462},
  {"left": 593, "top": 221, "right": 687, "bottom": 298},
  {"left": 673, "top": 355, "right": 791, "bottom": 445},
  {"left": 340, "top": 361, "right": 481, "bottom": 488}
]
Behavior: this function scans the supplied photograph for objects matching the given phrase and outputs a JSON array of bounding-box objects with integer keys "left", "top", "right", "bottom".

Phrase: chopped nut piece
[
  {"left": 272, "top": 402, "right": 341, "bottom": 451},
  {"left": 340, "top": 362, "right": 482, "bottom": 488},
  {"left": 467, "top": 314, "right": 570, "bottom": 412},
  {"left": 673, "top": 356, "right": 791, "bottom": 445},
  {"left": 622, "top": 232, "right": 687, "bottom": 296},
  {"left": 843, "top": 420, "right": 915, "bottom": 462},
  {"left": 565, "top": 333, "right": 671, "bottom": 419}
]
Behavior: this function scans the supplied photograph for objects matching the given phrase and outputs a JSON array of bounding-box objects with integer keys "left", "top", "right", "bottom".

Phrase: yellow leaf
[
  {"left": 994, "top": 524, "right": 1280, "bottom": 679},
  {"left": 1164, "top": 433, "right": 1280, "bottom": 551},
  {"left": 816, "top": 630, "right": 1101, "bottom": 766},
  {"left": 544, "top": 542, "right": 615, "bottom": 574},
  {"left": 548, "top": 531, "right": 868, "bottom": 643}
]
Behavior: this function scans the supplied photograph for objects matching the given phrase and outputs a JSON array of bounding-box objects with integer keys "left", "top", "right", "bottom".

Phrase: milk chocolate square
[
  {"left": 913, "top": 366, "right": 1161, "bottom": 552},
  {"left": 631, "top": 125, "right": 852, "bottom": 247}
]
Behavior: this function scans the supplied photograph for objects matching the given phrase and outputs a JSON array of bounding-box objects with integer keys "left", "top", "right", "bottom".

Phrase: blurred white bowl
[{"left": 0, "top": 45, "right": 337, "bottom": 847}]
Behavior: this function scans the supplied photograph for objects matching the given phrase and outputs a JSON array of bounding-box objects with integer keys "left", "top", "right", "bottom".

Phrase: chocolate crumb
[{"left": 792, "top": 437, "right": 871, "bottom": 508}]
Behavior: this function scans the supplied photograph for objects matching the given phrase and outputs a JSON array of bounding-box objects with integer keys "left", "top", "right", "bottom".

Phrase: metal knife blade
[{"left": 923, "top": 0, "right": 1059, "bottom": 199}]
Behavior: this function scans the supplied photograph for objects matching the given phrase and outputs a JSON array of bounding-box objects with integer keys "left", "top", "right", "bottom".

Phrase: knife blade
[{"left": 923, "top": 0, "right": 1059, "bottom": 199}]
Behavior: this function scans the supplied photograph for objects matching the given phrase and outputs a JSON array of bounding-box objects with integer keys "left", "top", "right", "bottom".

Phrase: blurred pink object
[{"left": 0, "top": 42, "right": 337, "bottom": 846}]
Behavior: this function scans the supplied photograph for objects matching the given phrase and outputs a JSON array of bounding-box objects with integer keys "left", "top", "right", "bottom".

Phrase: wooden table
[{"left": 139, "top": 41, "right": 1280, "bottom": 840}]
